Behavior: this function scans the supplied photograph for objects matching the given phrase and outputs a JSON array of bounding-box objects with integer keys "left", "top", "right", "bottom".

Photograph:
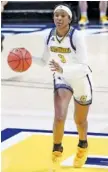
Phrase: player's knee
[
  {"left": 74, "top": 119, "right": 87, "bottom": 126},
  {"left": 55, "top": 102, "right": 67, "bottom": 121},
  {"left": 55, "top": 108, "right": 66, "bottom": 121},
  {"left": 55, "top": 112, "right": 66, "bottom": 121},
  {"left": 54, "top": 117, "right": 65, "bottom": 125}
]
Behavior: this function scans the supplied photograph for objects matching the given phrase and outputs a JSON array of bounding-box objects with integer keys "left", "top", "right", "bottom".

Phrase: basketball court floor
[{"left": 1, "top": 24, "right": 108, "bottom": 172}]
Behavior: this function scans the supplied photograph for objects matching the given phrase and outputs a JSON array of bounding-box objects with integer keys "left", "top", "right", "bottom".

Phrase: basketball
[{"left": 7, "top": 48, "right": 32, "bottom": 72}]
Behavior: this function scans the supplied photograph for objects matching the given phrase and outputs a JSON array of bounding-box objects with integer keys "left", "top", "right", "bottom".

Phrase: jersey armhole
[
  {"left": 70, "top": 28, "right": 76, "bottom": 52},
  {"left": 46, "top": 28, "right": 54, "bottom": 45}
]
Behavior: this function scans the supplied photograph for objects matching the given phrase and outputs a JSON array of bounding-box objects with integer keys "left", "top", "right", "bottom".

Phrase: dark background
[{"left": 1, "top": 1, "right": 108, "bottom": 24}]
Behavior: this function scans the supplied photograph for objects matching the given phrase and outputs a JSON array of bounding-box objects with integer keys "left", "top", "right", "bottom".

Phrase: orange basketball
[{"left": 7, "top": 48, "right": 32, "bottom": 72}]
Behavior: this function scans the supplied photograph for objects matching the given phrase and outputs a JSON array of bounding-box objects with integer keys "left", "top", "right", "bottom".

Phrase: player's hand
[
  {"left": 2, "top": 1, "right": 8, "bottom": 6},
  {"left": 49, "top": 59, "right": 63, "bottom": 73},
  {"left": 1, "top": 6, "right": 4, "bottom": 13},
  {"left": 1, "top": 1, "right": 8, "bottom": 12}
]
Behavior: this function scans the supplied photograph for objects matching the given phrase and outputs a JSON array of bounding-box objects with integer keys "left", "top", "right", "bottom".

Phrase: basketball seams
[
  {"left": 18, "top": 48, "right": 24, "bottom": 72},
  {"left": 8, "top": 52, "right": 21, "bottom": 61},
  {"left": 19, "top": 48, "right": 32, "bottom": 71},
  {"left": 8, "top": 58, "right": 31, "bottom": 63},
  {"left": 8, "top": 48, "right": 32, "bottom": 72},
  {"left": 8, "top": 59, "right": 20, "bottom": 70},
  {"left": 23, "top": 49, "right": 28, "bottom": 71},
  {"left": 25, "top": 50, "right": 32, "bottom": 66}
]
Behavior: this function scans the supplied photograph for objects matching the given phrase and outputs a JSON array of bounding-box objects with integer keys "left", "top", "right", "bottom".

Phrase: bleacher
[
  {"left": 2, "top": 1, "right": 106, "bottom": 25},
  {"left": 2, "top": 1, "right": 70, "bottom": 24}
]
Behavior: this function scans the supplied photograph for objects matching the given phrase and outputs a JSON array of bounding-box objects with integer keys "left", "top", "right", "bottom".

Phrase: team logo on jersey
[
  {"left": 80, "top": 95, "right": 87, "bottom": 103},
  {"left": 50, "top": 46, "right": 71, "bottom": 53}
]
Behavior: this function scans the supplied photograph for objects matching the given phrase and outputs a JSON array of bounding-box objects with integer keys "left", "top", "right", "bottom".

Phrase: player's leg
[
  {"left": 73, "top": 103, "right": 90, "bottom": 168},
  {"left": 52, "top": 76, "right": 72, "bottom": 164},
  {"left": 79, "top": 1, "right": 89, "bottom": 25},
  {"left": 72, "top": 74, "right": 93, "bottom": 167},
  {"left": 99, "top": 1, "right": 108, "bottom": 24},
  {"left": 53, "top": 88, "right": 72, "bottom": 145},
  {"left": 52, "top": 88, "right": 72, "bottom": 168},
  {"left": 74, "top": 102, "right": 89, "bottom": 142}
]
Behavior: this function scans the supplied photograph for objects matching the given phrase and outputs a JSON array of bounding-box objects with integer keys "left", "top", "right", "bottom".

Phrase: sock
[
  {"left": 100, "top": 12, "right": 106, "bottom": 17},
  {"left": 78, "top": 140, "right": 88, "bottom": 148},
  {"left": 53, "top": 143, "right": 63, "bottom": 152},
  {"left": 81, "top": 12, "right": 87, "bottom": 18}
]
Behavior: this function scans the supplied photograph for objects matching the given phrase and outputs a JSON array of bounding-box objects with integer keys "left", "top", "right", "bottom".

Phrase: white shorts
[{"left": 53, "top": 74, "right": 93, "bottom": 105}]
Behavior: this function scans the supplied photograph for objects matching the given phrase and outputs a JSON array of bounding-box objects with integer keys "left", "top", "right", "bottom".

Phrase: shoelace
[{"left": 76, "top": 149, "right": 86, "bottom": 158}]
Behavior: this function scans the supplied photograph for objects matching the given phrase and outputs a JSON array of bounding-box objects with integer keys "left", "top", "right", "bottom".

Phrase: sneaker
[
  {"left": 51, "top": 146, "right": 63, "bottom": 171},
  {"left": 100, "top": 16, "right": 108, "bottom": 25},
  {"left": 79, "top": 16, "right": 89, "bottom": 26},
  {"left": 73, "top": 146, "right": 88, "bottom": 168}
]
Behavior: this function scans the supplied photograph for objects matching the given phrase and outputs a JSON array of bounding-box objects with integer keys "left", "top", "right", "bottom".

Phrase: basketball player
[
  {"left": 79, "top": 1, "right": 108, "bottom": 25},
  {"left": 33, "top": 4, "right": 93, "bottom": 168}
]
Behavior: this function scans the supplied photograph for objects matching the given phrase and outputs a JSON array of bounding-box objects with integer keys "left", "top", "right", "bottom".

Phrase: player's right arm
[
  {"left": 3, "top": 28, "right": 50, "bottom": 65},
  {"left": 32, "top": 30, "right": 50, "bottom": 66},
  {"left": 1, "top": 1, "right": 8, "bottom": 13},
  {"left": 32, "top": 44, "right": 50, "bottom": 66}
]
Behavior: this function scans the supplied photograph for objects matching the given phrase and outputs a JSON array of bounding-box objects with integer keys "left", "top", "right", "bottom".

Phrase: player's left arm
[{"left": 73, "top": 30, "right": 88, "bottom": 64}]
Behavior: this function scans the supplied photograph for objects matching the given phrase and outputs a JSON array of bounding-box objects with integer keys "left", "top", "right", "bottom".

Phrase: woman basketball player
[{"left": 33, "top": 4, "right": 93, "bottom": 168}]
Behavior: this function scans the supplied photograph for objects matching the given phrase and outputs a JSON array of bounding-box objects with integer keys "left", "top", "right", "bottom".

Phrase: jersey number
[{"left": 58, "top": 54, "right": 66, "bottom": 63}]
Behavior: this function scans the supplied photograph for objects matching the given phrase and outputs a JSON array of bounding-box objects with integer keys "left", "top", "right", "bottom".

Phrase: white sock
[
  {"left": 81, "top": 12, "right": 87, "bottom": 18},
  {"left": 100, "top": 12, "right": 106, "bottom": 17}
]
